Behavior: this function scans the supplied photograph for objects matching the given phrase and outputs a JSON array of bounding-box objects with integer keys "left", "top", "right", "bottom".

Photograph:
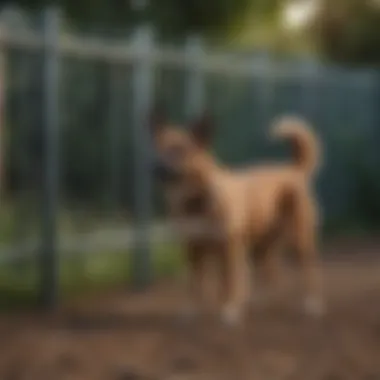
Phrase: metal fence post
[
  {"left": 299, "top": 61, "right": 320, "bottom": 120},
  {"left": 107, "top": 65, "right": 123, "bottom": 213},
  {"left": 184, "top": 35, "right": 204, "bottom": 119},
  {"left": 39, "top": 7, "right": 60, "bottom": 309},
  {"left": 0, "top": 25, "right": 6, "bottom": 199},
  {"left": 131, "top": 24, "right": 154, "bottom": 289},
  {"left": 258, "top": 52, "right": 276, "bottom": 131}
]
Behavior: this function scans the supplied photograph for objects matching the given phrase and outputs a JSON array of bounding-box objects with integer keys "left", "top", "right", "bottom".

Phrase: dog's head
[{"left": 150, "top": 107, "right": 215, "bottom": 186}]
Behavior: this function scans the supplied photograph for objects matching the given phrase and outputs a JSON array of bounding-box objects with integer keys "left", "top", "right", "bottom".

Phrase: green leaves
[
  {"left": 311, "top": 0, "right": 380, "bottom": 66},
  {"left": 2, "top": 0, "right": 281, "bottom": 41}
]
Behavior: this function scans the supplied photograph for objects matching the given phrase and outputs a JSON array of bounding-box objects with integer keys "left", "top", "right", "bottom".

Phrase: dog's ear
[
  {"left": 149, "top": 104, "right": 166, "bottom": 136},
  {"left": 190, "top": 111, "right": 214, "bottom": 147}
]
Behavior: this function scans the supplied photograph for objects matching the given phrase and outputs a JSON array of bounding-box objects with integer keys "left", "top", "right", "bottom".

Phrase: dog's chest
[
  {"left": 181, "top": 192, "right": 210, "bottom": 216},
  {"left": 171, "top": 190, "right": 221, "bottom": 240}
]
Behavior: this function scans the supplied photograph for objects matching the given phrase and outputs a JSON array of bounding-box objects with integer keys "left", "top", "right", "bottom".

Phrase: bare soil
[{"left": 1, "top": 246, "right": 380, "bottom": 380}]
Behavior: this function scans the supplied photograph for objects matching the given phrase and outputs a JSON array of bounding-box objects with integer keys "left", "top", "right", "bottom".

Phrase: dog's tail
[{"left": 271, "top": 116, "right": 321, "bottom": 176}]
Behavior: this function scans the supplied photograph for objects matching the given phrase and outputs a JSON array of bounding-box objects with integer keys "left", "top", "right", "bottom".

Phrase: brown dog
[{"left": 151, "top": 110, "right": 324, "bottom": 325}]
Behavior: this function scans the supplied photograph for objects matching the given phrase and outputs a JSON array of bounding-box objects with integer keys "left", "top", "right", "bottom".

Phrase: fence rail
[
  {"left": 1, "top": 26, "right": 376, "bottom": 83},
  {"left": 0, "top": 220, "right": 231, "bottom": 265}
]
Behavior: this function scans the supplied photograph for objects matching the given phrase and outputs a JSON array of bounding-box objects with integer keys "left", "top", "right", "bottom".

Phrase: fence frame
[{"left": 39, "top": 7, "right": 60, "bottom": 309}]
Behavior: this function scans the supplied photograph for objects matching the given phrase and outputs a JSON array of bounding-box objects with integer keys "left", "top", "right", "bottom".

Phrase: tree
[
  {"left": 311, "top": 0, "right": 380, "bottom": 66},
  {"left": 0, "top": 0, "right": 280, "bottom": 41}
]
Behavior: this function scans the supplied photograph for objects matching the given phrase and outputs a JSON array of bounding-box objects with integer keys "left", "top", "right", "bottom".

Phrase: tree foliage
[
  {"left": 311, "top": 0, "right": 380, "bottom": 66},
  {"left": 0, "top": 0, "right": 279, "bottom": 40}
]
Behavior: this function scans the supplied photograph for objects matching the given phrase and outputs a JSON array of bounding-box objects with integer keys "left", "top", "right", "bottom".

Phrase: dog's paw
[
  {"left": 220, "top": 305, "right": 241, "bottom": 327},
  {"left": 303, "top": 296, "right": 325, "bottom": 318}
]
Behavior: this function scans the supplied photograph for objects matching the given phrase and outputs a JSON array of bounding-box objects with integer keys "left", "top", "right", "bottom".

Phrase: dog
[{"left": 150, "top": 109, "right": 324, "bottom": 325}]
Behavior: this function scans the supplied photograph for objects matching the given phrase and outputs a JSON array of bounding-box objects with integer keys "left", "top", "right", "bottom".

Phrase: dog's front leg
[{"left": 220, "top": 236, "right": 249, "bottom": 326}]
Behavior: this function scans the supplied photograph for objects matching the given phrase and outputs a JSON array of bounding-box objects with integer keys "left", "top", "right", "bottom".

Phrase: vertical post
[
  {"left": 375, "top": 72, "right": 380, "bottom": 157},
  {"left": 0, "top": 26, "right": 6, "bottom": 198},
  {"left": 184, "top": 35, "right": 204, "bottom": 119},
  {"left": 131, "top": 24, "right": 154, "bottom": 289},
  {"left": 107, "top": 65, "right": 122, "bottom": 213},
  {"left": 253, "top": 52, "right": 276, "bottom": 159},
  {"left": 299, "top": 60, "right": 320, "bottom": 120},
  {"left": 39, "top": 7, "right": 60, "bottom": 309},
  {"left": 257, "top": 52, "right": 276, "bottom": 132},
  {"left": 11, "top": 46, "right": 33, "bottom": 271}
]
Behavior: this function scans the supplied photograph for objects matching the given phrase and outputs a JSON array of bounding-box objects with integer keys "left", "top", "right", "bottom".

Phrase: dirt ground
[{"left": 1, "top": 246, "right": 380, "bottom": 380}]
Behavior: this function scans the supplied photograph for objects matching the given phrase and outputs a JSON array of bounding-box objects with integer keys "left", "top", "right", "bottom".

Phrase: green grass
[
  {"left": 0, "top": 200, "right": 186, "bottom": 311},
  {"left": 0, "top": 242, "right": 184, "bottom": 311}
]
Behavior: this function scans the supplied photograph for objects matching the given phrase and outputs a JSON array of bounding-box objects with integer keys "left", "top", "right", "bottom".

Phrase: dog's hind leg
[{"left": 292, "top": 202, "right": 325, "bottom": 317}]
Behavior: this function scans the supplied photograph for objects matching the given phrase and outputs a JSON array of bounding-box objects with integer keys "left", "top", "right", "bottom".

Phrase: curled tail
[{"left": 271, "top": 116, "right": 321, "bottom": 176}]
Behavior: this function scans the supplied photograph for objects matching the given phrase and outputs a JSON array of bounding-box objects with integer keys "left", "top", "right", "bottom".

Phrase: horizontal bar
[
  {"left": 0, "top": 219, "right": 232, "bottom": 263},
  {"left": 0, "top": 27, "right": 372, "bottom": 84}
]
